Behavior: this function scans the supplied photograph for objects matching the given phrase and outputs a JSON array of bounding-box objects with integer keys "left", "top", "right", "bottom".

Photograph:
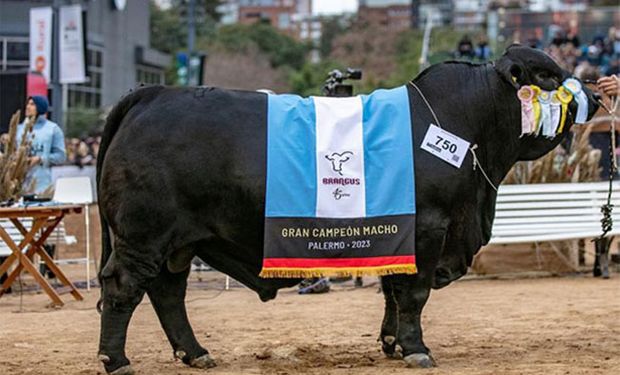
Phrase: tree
[
  {"left": 150, "top": 1, "right": 185, "bottom": 54},
  {"left": 150, "top": 0, "right": 220, "bottom": 54},
  {"left": 209, "top": 23, "right": 310, "bottom": 70}
]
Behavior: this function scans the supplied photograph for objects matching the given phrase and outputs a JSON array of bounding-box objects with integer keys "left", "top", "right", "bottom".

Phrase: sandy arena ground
[{"left": 0, "top": 275, "right": 619, "bottom": 375}]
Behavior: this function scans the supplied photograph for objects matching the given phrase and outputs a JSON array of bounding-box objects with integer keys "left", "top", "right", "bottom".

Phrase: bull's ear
[{"left": 495, "top": 55, "right": 525, "bottom": 90}]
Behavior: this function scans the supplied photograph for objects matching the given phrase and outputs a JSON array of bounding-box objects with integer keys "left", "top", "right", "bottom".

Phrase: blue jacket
[{"left": 17, "top": 116, "right": 66, "bottom": 194}]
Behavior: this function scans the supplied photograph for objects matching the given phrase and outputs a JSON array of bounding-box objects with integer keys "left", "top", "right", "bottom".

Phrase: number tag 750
[{"left": 420, "top": 124, "right": 470, "bottom": 168}]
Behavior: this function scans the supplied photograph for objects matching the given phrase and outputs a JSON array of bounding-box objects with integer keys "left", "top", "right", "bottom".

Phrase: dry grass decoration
[
  {"left": 0, "top": 111, "right": 35, "bottom": 203},
  {"left": 504, "top": 123, "right": 602, "bottom": 184}
]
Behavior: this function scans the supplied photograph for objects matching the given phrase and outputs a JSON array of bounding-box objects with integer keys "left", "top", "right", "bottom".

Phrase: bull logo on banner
[{"left": 325, "top": 151, "right": 353, "bottom": 176}]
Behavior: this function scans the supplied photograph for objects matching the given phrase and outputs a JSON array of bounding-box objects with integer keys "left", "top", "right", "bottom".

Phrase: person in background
[
  {"left": 17, "top": 96, "right": 66, "bottom": 279},
  {"left": 18, "top": 96, "right": 66, "bottom": 194},
  {"left": 594, "top": 74, "right": 619, "bottom": 279},
  {"left": 456, "top": 35, "right": 475, "bottom": 60},
  {"left": 475, "top": 35, "right": 492, "bottom": 61}
]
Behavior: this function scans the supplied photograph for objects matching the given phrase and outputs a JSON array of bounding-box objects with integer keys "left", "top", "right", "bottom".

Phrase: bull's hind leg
[
  {"left": 98, "top": 240, "right": 163, "bottom": 375},
  {"left": 147, "top": 264, "right": 216, "bottom": 369}
]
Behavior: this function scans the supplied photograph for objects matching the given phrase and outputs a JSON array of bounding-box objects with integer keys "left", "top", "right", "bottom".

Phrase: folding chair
[{"left": 53, "top": 177, "right": 95, "bottom": 290}]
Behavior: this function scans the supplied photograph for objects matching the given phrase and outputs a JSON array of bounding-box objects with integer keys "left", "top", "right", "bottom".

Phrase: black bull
[{"left": 96, "top": 46, "right": 599, "bottom": 374}]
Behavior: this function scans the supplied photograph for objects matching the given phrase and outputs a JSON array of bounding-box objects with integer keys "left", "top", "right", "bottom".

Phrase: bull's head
[
  {"left": 494, "top": 45, "right": 600, "bottom": 160},
  {"left": 325, "top": 151, "right": 353, "bottom": 176}
]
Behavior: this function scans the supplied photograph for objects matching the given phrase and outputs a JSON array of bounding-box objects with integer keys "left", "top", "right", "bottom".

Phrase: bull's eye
[{"left": 537, "top": 71, "right": 550, "bottom": 80}]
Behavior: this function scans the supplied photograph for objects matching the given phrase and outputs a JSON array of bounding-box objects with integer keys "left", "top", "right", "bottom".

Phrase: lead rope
[
  {"left": 408, "top": 81, "right": 498, "bottom": 192},
  {"left": 595, "top": 95, "right": 618, "bottom": 240}
]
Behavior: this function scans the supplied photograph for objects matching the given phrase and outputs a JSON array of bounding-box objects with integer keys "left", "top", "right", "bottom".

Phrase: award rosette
[
  {"left": 261, "top": 86, "right": 417, "bottom": 278},
  {"left": 538, "top": 90, "right": 554, "bottom": 138},
  {"left": 549, "top": 90, "right": 562, "bottom": 135},
  {"left": 562, "top": 78, "right": 588, "bottom": 124},
  {"left": 517, "top": 85, "right": 535, "bottom": 136},
  {"left": 530, "top": 85, "right": 542, "bottom": 134},
  {"left": 555, "top": 86, "right": 573, "bottom": 133}
]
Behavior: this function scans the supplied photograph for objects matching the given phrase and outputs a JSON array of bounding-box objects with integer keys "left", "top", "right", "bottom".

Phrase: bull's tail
[{"left": 96, "top": 86, "right": 165, "bottom": 311}]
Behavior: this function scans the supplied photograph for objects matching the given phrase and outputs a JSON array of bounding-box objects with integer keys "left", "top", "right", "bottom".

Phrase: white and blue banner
[{"left": 261, "top": 86, "right": 417, "bottom": 278}]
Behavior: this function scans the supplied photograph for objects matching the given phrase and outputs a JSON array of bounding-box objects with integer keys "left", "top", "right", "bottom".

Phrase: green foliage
[
  {"left": 211, "top": 23, "right": 310, "bottom": 70},
  {"left": 65, "top": 107, "right": 103, "bottom": 138},
  {"left": 150, "top": 0, "right": 222, "bottom": 84},
  {"left": 150, "top": 2, "right": 183, "bottom": 54},
  {"left": 388, "top": 27, "right": 476, "bottom": 86},
  {"left": 150, "top": 0, "right": 219, "bottom": 54},
  {"left": 289, "top": 60, "right": 345, "bottom": 96}
]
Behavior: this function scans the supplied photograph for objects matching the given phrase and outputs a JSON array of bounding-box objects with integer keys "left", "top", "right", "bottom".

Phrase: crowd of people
[
  {"left": 544, "top": 27, "right": 620, "bottom": 78},
  {"left": 455, "top": 26, "right": 620, "bottom": 78},
  {"left": 65, "top": 136, "right": 100, "bottom": 168}
]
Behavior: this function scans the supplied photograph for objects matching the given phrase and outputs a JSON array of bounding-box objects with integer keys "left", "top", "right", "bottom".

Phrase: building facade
[
  {"left": 358, "top": 0, "right": 412, "bottom": 31},
  {"left": 0, "top": 0, "right": 169, "bottom": 112}
]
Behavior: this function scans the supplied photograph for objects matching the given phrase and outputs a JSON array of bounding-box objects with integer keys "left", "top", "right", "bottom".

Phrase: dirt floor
[{"left": 0, "top": 274, "right": 619, "bottom": 375}]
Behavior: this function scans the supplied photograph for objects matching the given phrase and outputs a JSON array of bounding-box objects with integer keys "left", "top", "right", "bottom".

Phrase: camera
[{"left": 323, "top": 68, "right": 363, "bottom": 97}]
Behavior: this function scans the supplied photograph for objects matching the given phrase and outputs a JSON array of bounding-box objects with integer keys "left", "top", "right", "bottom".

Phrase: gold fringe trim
[{"left": 259, "top": 264, "right": 417, "bottom": 278}]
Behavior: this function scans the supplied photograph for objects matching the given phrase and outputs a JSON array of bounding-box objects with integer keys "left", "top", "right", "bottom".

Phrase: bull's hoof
[
  {"left": 381, "top": 336, "right": 398, "bottom": 358},
  {"left": 381, "top": 336, "right": 404, "bottom": 359},
  {"left": 403, "top": 353, "right": 436, "bottom": 368},
  {"left": 109, "top": 365, "right": 135, "bottom": 375},
  {"left": 189, "top": 353, "right": 217, "bottom": 369}
]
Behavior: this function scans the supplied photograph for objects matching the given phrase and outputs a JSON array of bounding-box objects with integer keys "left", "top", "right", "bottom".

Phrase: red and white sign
[
  {"left": 27, "top": 72, "right": 48, "bottom": 98},
  {"left": 29, "top": 7, "right": 53, "bottom": 83}
]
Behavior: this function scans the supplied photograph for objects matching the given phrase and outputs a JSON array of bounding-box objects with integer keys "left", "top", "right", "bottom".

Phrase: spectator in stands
[
  {"left": 605, "top": 55, "right": 620, "bottom": 76},
  {"left": 566, "top": 30, "right": 580, "bottom": 49},
  {"left": 456, "top": 35, "right": 476, "bottom": 59},
  {"left": 475, "top": 35, "right": 492, "bottom": 61},
  {"left": 527, "top": 36, "right": 542, "bottom": 50}
]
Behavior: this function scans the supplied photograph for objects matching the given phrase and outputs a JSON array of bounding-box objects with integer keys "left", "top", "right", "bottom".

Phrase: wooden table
[{"left": 0, "top": 204, "right": 84, "bottom": 306}]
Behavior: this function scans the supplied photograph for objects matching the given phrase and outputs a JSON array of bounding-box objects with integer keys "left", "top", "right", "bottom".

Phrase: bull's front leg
[
  {"left": 387, "top": 274, "right": 435, "bottom": 368},
  {"left": 380, "top": 227, "right": 445, "bottom": 368}
]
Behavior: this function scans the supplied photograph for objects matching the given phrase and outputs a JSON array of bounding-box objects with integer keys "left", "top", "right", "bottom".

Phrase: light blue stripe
[
  {"left": 361, "top": 86, "right": 415, "bottom": 216},
  {"left": 266, "top": 94, "right": 317, "bottom": 217}
]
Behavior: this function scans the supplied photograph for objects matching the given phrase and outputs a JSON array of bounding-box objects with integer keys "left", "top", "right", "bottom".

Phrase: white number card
[{"left": 421, "top": 124, "right": 470, "bottom": 168}]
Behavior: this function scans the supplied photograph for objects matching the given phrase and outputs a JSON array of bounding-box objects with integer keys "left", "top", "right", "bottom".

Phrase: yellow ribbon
[
  {"left": 555, "top": 86, "right": 573, "bottom": 134},
  {"left": 531, "top": 86, "right": 542, "bottom": 134}
]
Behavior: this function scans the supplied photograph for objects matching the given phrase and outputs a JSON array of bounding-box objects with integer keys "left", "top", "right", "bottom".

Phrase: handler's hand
[{"left": 597, "top": 75, "right": 619, "bottom": 97}]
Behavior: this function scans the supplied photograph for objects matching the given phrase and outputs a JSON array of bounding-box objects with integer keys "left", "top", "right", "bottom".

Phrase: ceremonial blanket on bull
[{"left": 260, "top": 86, "right": 417, "bottom": 278}]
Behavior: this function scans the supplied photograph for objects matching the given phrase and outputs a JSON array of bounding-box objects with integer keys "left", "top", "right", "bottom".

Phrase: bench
[
  {"left": 490, "top": 181, "right": 620, "bottom": 244},
  {"left": 488, "top": 181, "right": 620, "bottom": 274}
]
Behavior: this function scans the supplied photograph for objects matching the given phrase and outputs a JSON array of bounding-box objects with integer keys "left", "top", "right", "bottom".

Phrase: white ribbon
[
  {"left": 574, "top": 91, "right": 589, "bottom": 124},
  {"left": 562, "top": 78, "right": 589, "bottom": 124},
  {"left": 549, "top": 90, "right": 561, "bottom": 136},
  {"left": 538, "top": 91, "right": 554, "bottom": 138}
]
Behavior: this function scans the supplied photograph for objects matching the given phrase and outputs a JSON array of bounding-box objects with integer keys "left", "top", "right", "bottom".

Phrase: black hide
[{"left": 97, "top": 46, "right": 599, "bottom": 298}]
